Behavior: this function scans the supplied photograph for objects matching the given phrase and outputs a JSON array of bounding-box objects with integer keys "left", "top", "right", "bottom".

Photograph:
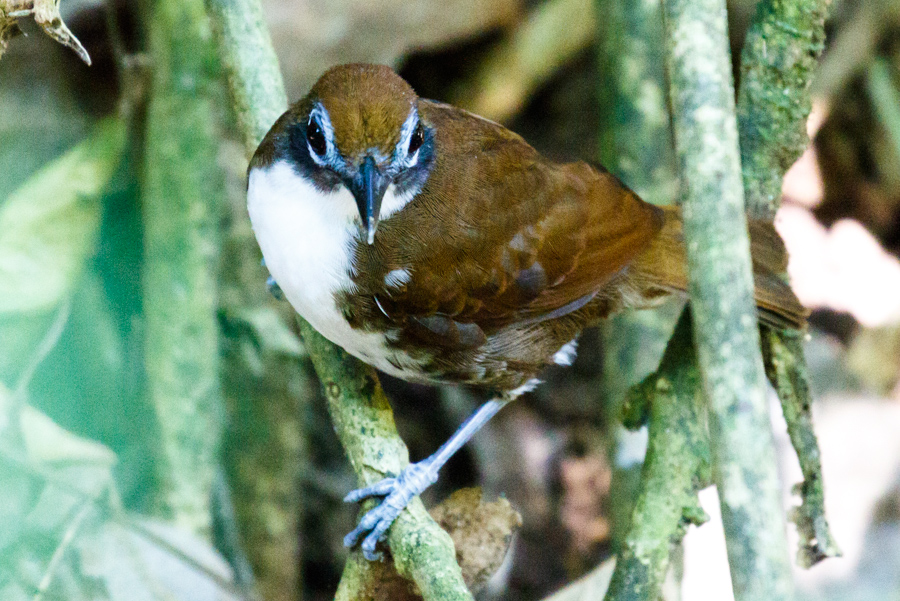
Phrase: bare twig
[{"left": 451, "top": 0, "right": 595, "bottom": 122}]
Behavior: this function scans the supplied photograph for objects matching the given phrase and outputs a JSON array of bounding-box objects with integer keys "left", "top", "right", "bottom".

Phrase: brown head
[
  {"left": 309, "top": 64, "right": 418, "bottom": 161},
  {"left": 253, "top": 64, "right": 434, "bottom": 243}
]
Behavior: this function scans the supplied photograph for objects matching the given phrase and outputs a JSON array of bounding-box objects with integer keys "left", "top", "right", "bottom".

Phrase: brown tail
[{"left": 629, "top": 206, "right": 808, "bottom": 329}]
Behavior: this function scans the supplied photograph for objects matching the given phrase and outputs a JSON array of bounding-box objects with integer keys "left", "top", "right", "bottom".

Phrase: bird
[{"left": 246, "top": 63, "right": 806, "bottom": 561}]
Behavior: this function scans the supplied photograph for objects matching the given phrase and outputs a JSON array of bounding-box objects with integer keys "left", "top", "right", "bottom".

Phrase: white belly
[{"left": 247, "top": 160, "right": 424, "bottom": 380}]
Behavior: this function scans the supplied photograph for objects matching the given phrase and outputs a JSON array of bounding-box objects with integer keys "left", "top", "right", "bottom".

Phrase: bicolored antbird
[{"left": 247, "top": 63, "right": 805, "bottom": 560}]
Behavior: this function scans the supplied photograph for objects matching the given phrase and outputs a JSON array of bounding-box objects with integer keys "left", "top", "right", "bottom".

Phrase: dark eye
[
  {"left": 408, "top": 125, "right": 424, "bottom": 154},
  {"left": 306, "top": 119, "right": 327, "bottom": 156}
]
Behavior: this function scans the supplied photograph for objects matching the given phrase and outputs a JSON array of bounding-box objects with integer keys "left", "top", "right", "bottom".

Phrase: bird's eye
[
  {"left": 408, "top": 125, "right": 424, "bottom": 155},
  {"left": 306, "top": 119, "right": 327, "bottom": 156}
]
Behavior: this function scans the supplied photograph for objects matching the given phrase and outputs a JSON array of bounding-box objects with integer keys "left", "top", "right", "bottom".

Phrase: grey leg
[{"left": 343, "top": 396, "right": 511, "bottom": 560}]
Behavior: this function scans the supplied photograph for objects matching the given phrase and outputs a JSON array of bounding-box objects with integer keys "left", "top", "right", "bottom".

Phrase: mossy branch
[
  {"left": 736, "top": 0, "right": 839, "bottom": 569},
  {"left": 301, "top": 325, "right": 471, "bottom": 601},
  {"left": 664, "top": 0, "right": 795, "bottom": 598},
  {"left": 761, "top": 328, "right": 840, "bottom": 567},
  {"left": 594, "top": 0, "right": 677, "bottom": 207},
  {"left": 603, "top": 310, "right": 710, "bottom": 601},
  {"left": 737, "top": 0, "right": 830, "bottom": 219},
  {"left": 205, "top": 1, "right": 472, "bottom": 598}
]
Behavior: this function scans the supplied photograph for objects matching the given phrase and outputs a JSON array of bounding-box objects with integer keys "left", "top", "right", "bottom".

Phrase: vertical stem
[
  {"left": 603, "top": 310, "right": 710, "bottom": 601},
  {"left": 737, "top": 0, "right": 830, "bottom": 219},
  {"left": 143, "top": 0, "right": 225, "bottom": 539},
  {"left": 761, "top": 327, "right": 840, "bottom": 567},
  {"left": 209, "top": 3, "right": 311, "bottom": 599},
  {"left": 594, "top": 0, "right": 680, "bottom": 552},
  {"left": 736, "top": 0, "right": 838, "bottom": 569},
  {"left": 205, "top": 0, "right": 286, "bottom": 152},
  {"left": 595, "top": 0, "right": 677, "bottom": 207},
  {"left": 663, "top": 0, "right": 794, "bottom": 599}
]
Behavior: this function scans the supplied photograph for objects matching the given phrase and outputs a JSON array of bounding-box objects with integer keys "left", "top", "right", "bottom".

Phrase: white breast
[{"left": 247, "top": 160, "right": 424, "bottom": 380}]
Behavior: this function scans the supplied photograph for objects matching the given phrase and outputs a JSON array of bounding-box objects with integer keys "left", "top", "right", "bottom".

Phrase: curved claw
[{"left": 342, "top": 461, "right": 439, "bottom": 560}]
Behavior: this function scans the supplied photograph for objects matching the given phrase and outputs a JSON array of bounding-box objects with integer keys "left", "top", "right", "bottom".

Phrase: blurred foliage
[
  {"left": 0, "top": 383, "right": 242, "bottom": 600},
  {"left": 0, "top": 118, "right": 123, "bottom": 385}
]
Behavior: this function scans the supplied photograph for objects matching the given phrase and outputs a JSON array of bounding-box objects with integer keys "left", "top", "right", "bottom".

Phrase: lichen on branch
[
  {"left": 737, "top": 0, "right": 839, "bottom": 570},
  {"left": 603, "top": 310, "right": 710, "bottom": 601},
  {"left": 737, "top": 0, "right": 831, "bottom": 219}
]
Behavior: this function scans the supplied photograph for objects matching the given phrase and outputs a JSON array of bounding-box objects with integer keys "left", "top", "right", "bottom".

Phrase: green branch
[
  {"left": 593, "top": 0, "right": 681, "bottom": 555},
  {"left": 736, "top": 0, "right": 838, "bottom": 570},
  {"left": 761, "top": 328, "right": 840, "bottom": 567},
  {"left": 142, "top": 0, "right": 226, "bottom": 540},
  {"left": 301, "top": 325, "right": 470, "bottom": 601},
  {"left": 737, "top": 0, "right": 830, "bottom": 219},
  {"left": 205, "top": 1, "right": 472, "bottom": 598},
  {"left": 664, "top": 0, "right": 795, "bottom": 598},
  {"left": 604, "top": 310, "right": 710, "bottom": 601}
]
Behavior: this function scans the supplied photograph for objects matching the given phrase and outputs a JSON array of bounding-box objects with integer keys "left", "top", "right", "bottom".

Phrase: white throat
[{"left": 246, "top": 159, "right": 422, "bottom": 379}]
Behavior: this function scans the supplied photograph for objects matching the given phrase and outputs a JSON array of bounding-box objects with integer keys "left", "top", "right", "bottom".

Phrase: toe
[
  {"left": 343, "top": 478, "right": 397, "bottom": 503},
  {"left": 361, "top": 529, "right": 383, "bottom": 560},
  {"left": 344, "top": 499, "right": 398, "bottom": 548},
  {"left": 343, "top": 524, "right": 366, "bottom": 548},
  {"left": 361, "top": 513, "right": 395, "bottom": 560}
]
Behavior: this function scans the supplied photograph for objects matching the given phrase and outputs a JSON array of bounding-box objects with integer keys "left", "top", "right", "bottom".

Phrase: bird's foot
[
  {"left": 266, "top": 275, "right": 284, "bottom": 300},
  {"left": 343, "top": 460, "right": 439, "bottom": 560}
]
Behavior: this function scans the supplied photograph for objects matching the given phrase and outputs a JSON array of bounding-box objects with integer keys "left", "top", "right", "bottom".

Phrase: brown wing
[{"left": 349, "top": 100, "right": 663, "bottom": 348}]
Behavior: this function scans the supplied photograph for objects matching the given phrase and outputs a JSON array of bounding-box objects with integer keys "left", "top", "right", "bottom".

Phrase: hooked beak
[{"left": 349, "top": 156, "right": 390, "bottom": 244}]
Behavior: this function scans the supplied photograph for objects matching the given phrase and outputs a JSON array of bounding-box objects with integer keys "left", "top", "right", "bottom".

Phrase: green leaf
[
  {"left": 0, "top": 118, "right": 126, "bottom": 387},
  {"left": 0, "top": 117, "right": 126, "bottom": 314},
  {"left": 0, "top": 383, "right": 240, "bottom": 600}
]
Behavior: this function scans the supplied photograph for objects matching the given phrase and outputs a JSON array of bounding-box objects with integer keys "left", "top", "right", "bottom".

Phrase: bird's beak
[{"left": 349, "top": 156, "right": 390, "bottom": 244}]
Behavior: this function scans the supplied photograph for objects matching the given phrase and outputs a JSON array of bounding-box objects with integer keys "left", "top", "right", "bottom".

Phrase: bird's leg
[
  {"left": 343, "top": 395, "right": 512, "bottom": 560},
  {"left": 260, "top": 258, "right": 284, "bottom": 299}
]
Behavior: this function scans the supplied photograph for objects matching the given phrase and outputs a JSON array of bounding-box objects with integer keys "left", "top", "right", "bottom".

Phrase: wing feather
[{"left": 349, "top": 101, "right": 663, "bottom": 349}]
